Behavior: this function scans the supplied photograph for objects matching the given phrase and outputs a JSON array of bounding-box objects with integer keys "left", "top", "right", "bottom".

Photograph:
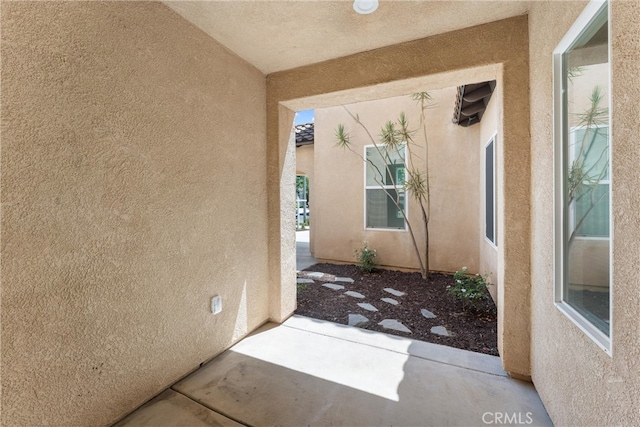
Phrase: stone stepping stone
[
  {"left": 334, "top": 277, "right": 355, "bottom": 283},
  {"left": 348, "top": 314, "right": 369, "bottom": 327},
  {"left": 297, "top": 278, "right": 314, "bottom": 284},
  {"left": 345, "top": 291, "right": 365, "bottom": 299},
  {"left": 430, "top": 326, "right": 453, "bottom": 337},
  {"left": 381, "top": 297, "right": 399, "bottom": 305},
  {"left": 357, "top": 302, "right": 378, "bottom": 312},
  {"left": 378, "top": 319, "right": 412, "bottom": 334},
  {"left": 298, "top": 271, "right": 336, "bottom": 282},
  {"left": 383, "top": 288, "right": 405, "bottom": 297},
  {"left": 322, "top": 283, "right": 345, "bottom": 291},
  {"left": 421, "top": 309, "right": 437, "bottom": 319},
  {"left": 306, "top": 272, "right": 325, "bottom": 278}
]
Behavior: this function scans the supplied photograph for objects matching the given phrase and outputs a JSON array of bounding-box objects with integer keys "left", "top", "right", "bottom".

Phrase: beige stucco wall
[
  {"left": 296, "top": 144, "right": 315, "bottom": 251},
  {"left": 478, "top": 81, "right": 501, "bottom": 300},
  {"left": 268, "top": 105, "right": 298, "bottom": 323},
  {"left": 1, "top": 2, "right": 268, "bottom": 425},
  {"left": 312, "top": 90, "right": 481, "bottom": 273},
  {"left": 268, "top": 15, "right": 531, "bottom": 377},
  {"left": 296, "top": 145, "right": 315, "bottom": 191},
  {"left": 529, "top": 0, "right": 640, "bottom": 425}
]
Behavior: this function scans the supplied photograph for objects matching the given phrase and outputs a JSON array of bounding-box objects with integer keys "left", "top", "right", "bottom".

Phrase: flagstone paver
[
  {"left": 431, "top": 326, "right": 453, "bottom": 337},
  {"left": 348, "top": 314, "right": 369, "bottom": 327},
  {"left": 306, "top": 272, "right": 325, "bottom": 278},
  {"left": 421, "top": 309, "right": 437, "bottom": 319},
  {"left": 345, "top": 291, "right": 365, "bottom": 299},
  {"left": 296, "top": 266, "right": 498, "bottom": 357},
  {"left": 357, "top": 302, "right": 378, "bottom": 312},
  {"left": 378, "top": 319, "right": 412, "bottom": 333},
  {"left": 297, "top": 278, "right": 315, "bottom": 284},
  {"left": 383, "top": 288, "right": 405, "bottom": 297},
  {"left": 298, "top": 271, "right": 337, "bottom": 282}
]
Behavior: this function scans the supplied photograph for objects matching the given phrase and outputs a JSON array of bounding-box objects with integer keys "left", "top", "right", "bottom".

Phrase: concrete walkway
[
  {"left": 296, "top": 229, "right": 318, "bottom": 271},
  {"left": 115, "top": 316, "right": 552, "bottom": 426}
]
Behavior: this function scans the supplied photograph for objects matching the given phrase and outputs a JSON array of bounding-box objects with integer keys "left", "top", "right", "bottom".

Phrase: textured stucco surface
[
  {"left": 1, "top": 2, "right": 268, "bottom": 425},
  {"left": 295, "top": 145, "right": 315, "bottom": 190},
  {"left": 163, "top": 1, "right": 530, "bottom": 74},
  {"left": 268, "top": 105, "right": 297, "bottom": 323},
  {"left": 529, "top": 0, "right": 640, "bottom": 425},
  {"left": 267, "top": 16, "right": 531, "bottom": 376},
  {"left": 478, "top": 80, "right": 500, "bottom": 300},
  {"left": 295, "top": 144, "right": 315, "bottom": 253},
  {"left": 312, "top": 90, "right": 481, "bottom": 273}
]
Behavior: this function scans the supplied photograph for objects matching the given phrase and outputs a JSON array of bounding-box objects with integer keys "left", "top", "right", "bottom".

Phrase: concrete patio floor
[
  {"left": 296, "top": 229, "right": 318, "bottom": 271},
  {"left": 115, "top": 315, "right": 552, "bottom": 426}
]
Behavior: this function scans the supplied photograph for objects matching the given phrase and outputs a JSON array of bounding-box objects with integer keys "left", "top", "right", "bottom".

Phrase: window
[
  {"left": 365, "top": 145, "right": 406, "bottom": 229},
  {"left": 485, "top": 136, "right": 496, "bottom": 245},
  {"left": 554, "top": 0, "right": 611, "bottom": 352},
  {"left": 570, "top": 126, "right": 609, "bottom": 238}
]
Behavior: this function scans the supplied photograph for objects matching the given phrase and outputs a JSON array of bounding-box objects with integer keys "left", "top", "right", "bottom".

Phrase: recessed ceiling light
[{"left": 353, "top": 0, "right": 379, "bottom": 15}]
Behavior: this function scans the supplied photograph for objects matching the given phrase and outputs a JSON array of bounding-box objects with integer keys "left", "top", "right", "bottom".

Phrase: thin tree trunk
[{"left": 344, "top": 107, "right": 427, "bottom": 278}]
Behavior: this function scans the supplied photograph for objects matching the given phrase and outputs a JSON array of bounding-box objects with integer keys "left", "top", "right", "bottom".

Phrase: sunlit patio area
[{"left": 115, "top": 316, "right": 551, "bottom": 426}]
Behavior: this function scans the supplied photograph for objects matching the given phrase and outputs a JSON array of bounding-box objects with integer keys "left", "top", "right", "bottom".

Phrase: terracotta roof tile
[{"left": 295, "top": 123, "right": 314, "bottom": 146}]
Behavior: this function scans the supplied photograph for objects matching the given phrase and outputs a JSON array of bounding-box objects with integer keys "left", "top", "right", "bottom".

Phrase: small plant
[
  {"left": 355, "top": 242, "right": 379, "bottom": 273},
  {"left": 447, "top": 267, "right": 489, "bottom": 310}
]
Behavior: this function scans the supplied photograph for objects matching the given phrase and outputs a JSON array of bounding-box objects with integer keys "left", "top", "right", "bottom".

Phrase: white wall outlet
[{"left": 211, "top": 295, "right": 222, "bottom": 315}]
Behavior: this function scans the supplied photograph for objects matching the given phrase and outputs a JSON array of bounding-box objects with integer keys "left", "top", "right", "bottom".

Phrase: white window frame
[
  {"left": 363, "top": 144, "right": 408, "bottom": 231},
  {"left": 484, "top": 133, "right": 497, "bottom": 248},
  {"left": 553, "top": 0, "right": 612, "bottom": 354}
]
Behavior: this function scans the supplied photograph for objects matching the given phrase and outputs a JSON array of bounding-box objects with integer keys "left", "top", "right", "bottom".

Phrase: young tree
[
  {"left": 567, "top": 85, "right": 609, "bottom": 247},
  {"left": 335, "top": 93, "right": 434, "bottom": 279}
]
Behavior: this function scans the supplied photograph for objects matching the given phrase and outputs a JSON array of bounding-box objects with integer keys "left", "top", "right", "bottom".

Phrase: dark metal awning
[{"left": 452, "top": 80, "right": 496, "bottom": 127}]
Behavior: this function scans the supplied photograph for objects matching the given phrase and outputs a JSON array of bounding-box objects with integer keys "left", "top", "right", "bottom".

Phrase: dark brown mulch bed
[{"left": 296, "top": 263, "right": 498, "bottom": 356}]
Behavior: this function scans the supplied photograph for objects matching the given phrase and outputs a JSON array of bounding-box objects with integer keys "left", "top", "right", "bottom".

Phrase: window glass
[
  {"left": 485, "top": 138, "right": 496, "bottom": 244},
  {"left": 366, "top": 189, "right": 405, "bottom": 229},
  {"left": 365, "top": 145, "right": 406, "bottom": 229},
  {"left": 365, "top": 146, "right": 405, "bottom": 186},
  {"left": 555, "top": 1, "right": 610, "bottom": 342},
  {"left": 571, "top": 126, "right": 609, "bottom": 237}
]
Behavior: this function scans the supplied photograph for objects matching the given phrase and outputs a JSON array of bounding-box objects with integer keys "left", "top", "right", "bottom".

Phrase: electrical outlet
[{"left": 211, "top": 295, "right": 222, "bottom": 314}]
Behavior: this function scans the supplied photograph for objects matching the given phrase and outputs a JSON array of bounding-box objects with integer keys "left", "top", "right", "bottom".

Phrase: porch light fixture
[{"left": 353, "top": 0, "right": 378, "bottom": 14}]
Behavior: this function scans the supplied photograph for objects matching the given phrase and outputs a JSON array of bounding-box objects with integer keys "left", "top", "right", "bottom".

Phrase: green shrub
[
  {"left": 355, "top": 242, "right": 379, "bottom": 273},
  {"left": 447, "top": 267, "right": 489, "bottom": 309}
]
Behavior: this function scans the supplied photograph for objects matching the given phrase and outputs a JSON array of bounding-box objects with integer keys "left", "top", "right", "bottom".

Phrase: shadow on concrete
[{"left": 117, "top": 316, "right": 552, "bottom": 426}]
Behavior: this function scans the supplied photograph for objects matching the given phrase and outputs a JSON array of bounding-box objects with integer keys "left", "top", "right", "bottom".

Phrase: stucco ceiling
[{"left": 163, "top": 1, "right": 531, "bottom": 75}]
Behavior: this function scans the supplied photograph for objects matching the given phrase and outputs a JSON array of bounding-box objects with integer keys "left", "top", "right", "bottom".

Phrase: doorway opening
[
  {"left": 267, "top": 16, "right": 531, "bottom": 375},
  {"left": 291, "top": 77, "right": 501, "bottom": 354}
]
